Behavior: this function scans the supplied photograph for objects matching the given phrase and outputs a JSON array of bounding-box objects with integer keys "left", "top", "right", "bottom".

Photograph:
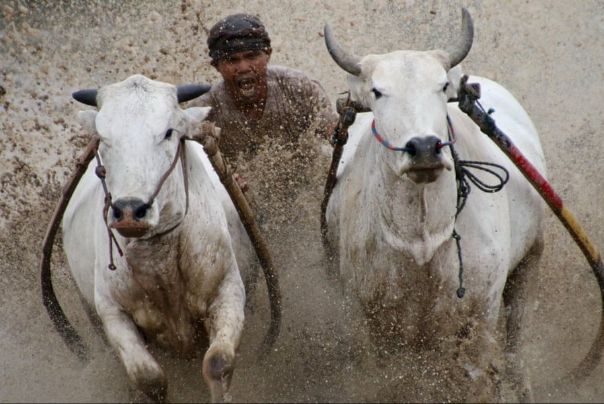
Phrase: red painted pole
[{"left": 457, "top": 74, "right": 604, "bottom": 385}]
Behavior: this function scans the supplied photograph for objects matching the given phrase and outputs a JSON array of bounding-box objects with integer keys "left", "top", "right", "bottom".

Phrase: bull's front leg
[
  {"left": 202, "top": 270, "right": 246, "bottom": 403},
  {"left": 97, "top": 301, "right": 168, "bottom": 402}
]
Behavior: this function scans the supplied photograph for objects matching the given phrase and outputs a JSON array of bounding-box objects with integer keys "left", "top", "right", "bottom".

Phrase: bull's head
[
  {"left": 325, "top": 8, "right": 473, "bottom": 184},
  {"left": 73, "top": 74, "right": 211, "bottom": 238}
]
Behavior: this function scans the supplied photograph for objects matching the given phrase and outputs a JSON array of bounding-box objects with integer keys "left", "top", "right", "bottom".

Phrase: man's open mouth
[{"left": 237, "top": 77, "right": 256, "bottom": 91}]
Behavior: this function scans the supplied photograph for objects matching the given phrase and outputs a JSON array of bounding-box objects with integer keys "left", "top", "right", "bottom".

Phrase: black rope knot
[
  {"left": 331, "top": 126, "right": 347, "bottom": 146},
  {"left": 455, "top": 160, "right": 509, "bottom": 216},
  {"left": 448, "top": 141, "right": 509, "bottom": 299},
  {"left": 452, "top": 230, "right": 466, "bottom": 298},
  {"left": 95, "top": 165, "right": 106, "bottom": 179}
]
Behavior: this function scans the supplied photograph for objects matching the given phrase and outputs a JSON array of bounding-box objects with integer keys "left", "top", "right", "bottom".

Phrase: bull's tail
[{"left": 40, "top": 138, "right": 98, "bottom": 363}]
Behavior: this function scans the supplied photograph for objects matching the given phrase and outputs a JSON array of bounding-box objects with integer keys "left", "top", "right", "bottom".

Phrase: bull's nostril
[
  {"left": 405, "top": 141, "right": 417, "bottom": 156},
  {"left": 112, "top": 199, "right": 148, "bottom": 222},
  {"left": 135, "top": 204, "right": 149, "bottom": 220},
  {"left": 113, "top": 208, "right": 123, "bottom": 221}
]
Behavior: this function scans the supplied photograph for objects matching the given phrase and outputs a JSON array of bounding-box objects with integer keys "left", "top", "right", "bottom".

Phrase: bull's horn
[
  {"left": 324, "top": 24, "right": 362, "bottom": 76},
  {"left": 177, "top": 84, "right": 211, "bottom": 103},
  {"left": 445, "top": 7, "right": 474, "bottom": 69},
  {"left": 72, "top": 89, "right": 98, "bottom": 107}
]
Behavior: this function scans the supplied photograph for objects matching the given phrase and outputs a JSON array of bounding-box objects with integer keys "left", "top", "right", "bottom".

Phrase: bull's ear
[
  {"left": 77, "top": 110, "right": 97, "bottom": 133},
  {"left": 177, "top": 84, "right": 211, "bottom": 103},
  {"left": 184, "top": 106, "right": 211, "bottom": 125},
  {"left": 447, "top": 64, "right": 464, "bottom": 100},
  {"left": 72, "top": 89, "right": 98, "bottom": 106},
  {"left": 347, "top": 75, "right": 371, "bottom": 110}
]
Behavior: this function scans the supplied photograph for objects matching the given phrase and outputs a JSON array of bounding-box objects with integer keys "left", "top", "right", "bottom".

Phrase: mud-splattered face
[{"left": 212, "top": 49, "right": 272, "bottom": 107}]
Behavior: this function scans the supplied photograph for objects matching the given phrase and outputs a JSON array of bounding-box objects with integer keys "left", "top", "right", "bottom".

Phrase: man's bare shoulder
[
  {"left": 268, "top": 65, "right": 330, "bottom": 102},
  {"left": 268, "top": 65, "right": 319, "bottom": 85}
]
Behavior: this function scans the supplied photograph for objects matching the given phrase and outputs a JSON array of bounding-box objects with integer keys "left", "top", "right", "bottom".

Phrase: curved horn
[
  {"left": 324, "top": 24, "right": 362, "bottom": 76},
  {"left": 72, "top": 89, "right": 98, "bottom": 107},
  {"left": 177, "top": 84, "right": 211, "bottom": 103},
  {"left": 445, "top": 7, "right": 474, "bottom": 69}
]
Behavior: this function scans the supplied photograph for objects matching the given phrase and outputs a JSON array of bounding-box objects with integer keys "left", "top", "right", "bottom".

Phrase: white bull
[
  {"left": 324, "top": 9, "right": 545, "bottom": 402},
  {"left": 60, "top": 74, "right": 255, "bottom": 402}
]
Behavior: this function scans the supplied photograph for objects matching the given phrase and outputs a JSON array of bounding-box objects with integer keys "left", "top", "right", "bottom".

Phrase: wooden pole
[{"left": 189, "top": 122, "right": 282, "bottom": 355}]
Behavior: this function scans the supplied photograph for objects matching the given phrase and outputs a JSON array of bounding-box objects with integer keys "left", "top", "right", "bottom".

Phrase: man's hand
[{"left": 233, "top": 173, "right": 249, "bottom": 193}]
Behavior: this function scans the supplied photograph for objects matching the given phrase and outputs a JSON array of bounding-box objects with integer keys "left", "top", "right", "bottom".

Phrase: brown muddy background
[{"left": 2, "top": 0, "right": 604, "bottom": 402}]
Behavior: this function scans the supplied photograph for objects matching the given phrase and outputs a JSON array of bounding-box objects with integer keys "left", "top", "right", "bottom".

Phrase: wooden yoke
[{"left": 188, "top": 121, "right": 282, "bottom": 355}]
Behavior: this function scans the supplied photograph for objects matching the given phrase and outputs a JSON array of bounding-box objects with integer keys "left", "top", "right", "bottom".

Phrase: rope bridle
[
  {"left": 343, "top": 101, "right": 510, "bottom": 298},
  {"left": 371, "top": 115, "right": 456, "bottom": 152},
  {"left": 93, "top": 137, "right": 189, "bottom": 270}
]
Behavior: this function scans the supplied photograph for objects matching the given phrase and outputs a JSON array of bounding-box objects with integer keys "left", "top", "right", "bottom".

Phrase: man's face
[{"left": 212, "top": 49, "right": 272, "bottom": 106}]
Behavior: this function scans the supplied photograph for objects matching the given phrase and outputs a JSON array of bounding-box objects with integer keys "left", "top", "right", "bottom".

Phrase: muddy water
[{"left": 2, "top": 0, "right": 604, "bottom": 402}]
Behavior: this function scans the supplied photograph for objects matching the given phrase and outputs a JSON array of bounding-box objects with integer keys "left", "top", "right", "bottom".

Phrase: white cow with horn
[
  {"left": 323, "top": 8, "right": 546, "bottom": 402},
  {"left": 56, "top": 74, "right": 258, "bottom": 403}
]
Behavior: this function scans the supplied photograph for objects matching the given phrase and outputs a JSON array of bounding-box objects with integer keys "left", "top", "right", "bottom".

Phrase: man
[{"left": 191, "top": 13, "right": 338, "bottom": 196}]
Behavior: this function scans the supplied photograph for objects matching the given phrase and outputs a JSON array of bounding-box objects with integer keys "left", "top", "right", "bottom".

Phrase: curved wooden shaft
[
  {"left": 40, "top": 137, "right": 99, "bottom": 363},
  {"left": 457, "top": 74, "right": 604, "bottom": 386},
  {"left": 321, "top": 100, "right": 358, "bottom": 247},
  {"left": 189, "top": 122, "right": 282, "bottom": 354}
]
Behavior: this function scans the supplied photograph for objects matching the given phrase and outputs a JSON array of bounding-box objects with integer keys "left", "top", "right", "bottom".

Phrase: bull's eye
[
  {"left": 443, "top": 83, "right": 450, "bottom": 92},
  {"left": 372, "top": 88, "right": 382, "bottom": 99},
  {"left": 164, "top": 129, "right": 173, "bottom": 140}
]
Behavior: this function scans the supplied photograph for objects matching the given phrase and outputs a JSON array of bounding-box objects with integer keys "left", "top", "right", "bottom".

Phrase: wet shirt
[{"left": 193, "top": 65, "right": 337, "bottom": 161}]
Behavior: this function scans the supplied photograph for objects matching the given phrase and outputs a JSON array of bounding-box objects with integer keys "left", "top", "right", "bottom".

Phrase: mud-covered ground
[{"left": 2, "top": 0, "right": 604, "bottom": 402}]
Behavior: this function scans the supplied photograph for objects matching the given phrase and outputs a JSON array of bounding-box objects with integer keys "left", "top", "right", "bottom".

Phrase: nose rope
[
  {"left": 371, "top": 114, "right": 508, "bottom": 298},
  {"left": 371, "top": 115, "right": 457, "bottom": 151},
  {"left": 371, "top": 120, "right": 412, "bottom": 152},
  {"left": 94, "top": 148, "right": 123, "bottom": 270},
  {"left": 93, "top": 138, "right": 187, "bottom": 270},
  {"left": 440, "top": 115, "right": 457, "bottom": 148}
]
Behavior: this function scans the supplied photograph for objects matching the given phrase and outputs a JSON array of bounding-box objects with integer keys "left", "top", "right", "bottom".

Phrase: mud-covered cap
[{"left": 207, "top": 13, "right": 271, "bottom": 62}]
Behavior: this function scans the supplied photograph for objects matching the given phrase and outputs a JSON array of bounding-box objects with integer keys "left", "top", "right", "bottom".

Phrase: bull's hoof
[
  {"left": 203, "top": 351, "right": 235, "bottom": 403},
  {"left": 136, "top": 373, "right": 169, "bottom": 403}
]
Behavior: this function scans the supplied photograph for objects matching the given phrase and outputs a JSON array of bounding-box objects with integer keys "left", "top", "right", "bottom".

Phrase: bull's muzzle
[
  {"left": 110, "top": 198, "right": 151, "bottom": 238},
  {"left": 403, "top": 135, "right": 453, "bottom": 183}
]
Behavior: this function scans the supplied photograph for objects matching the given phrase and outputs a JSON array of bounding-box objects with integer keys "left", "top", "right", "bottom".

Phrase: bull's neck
[{"left": 367, "top": 149, "right": 458, "bottom": 263}]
